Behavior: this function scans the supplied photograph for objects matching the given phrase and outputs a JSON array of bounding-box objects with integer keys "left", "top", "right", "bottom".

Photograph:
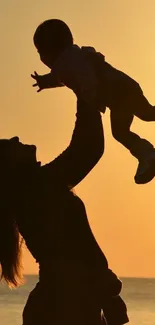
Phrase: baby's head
[{"left": 33, "top": 19, "right": 74, "bottom": 68}]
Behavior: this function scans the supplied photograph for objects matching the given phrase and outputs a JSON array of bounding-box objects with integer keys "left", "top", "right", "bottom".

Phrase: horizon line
[{"left": 23, "top": 274, "right": 155, "bottom": 279}]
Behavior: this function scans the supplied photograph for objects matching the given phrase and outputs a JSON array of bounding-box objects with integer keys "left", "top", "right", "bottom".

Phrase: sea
[{"left": 0, "top": 276, "right": 155, "bottom": 325}]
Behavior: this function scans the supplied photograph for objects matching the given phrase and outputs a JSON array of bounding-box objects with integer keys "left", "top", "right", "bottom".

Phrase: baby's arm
[{"left": 31, "top": 71, "right": 64, "bottom": 92}]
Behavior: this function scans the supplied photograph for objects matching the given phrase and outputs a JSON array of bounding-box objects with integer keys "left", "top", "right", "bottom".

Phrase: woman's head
[
  {"left": 0, "top": 136, "right": 37, "bottom": 167},
  {"left": 0, "top": 136, "right": 38, "bottom": 287},
  {"left": 33, "top": 19, "right": 74, "bottom": 68}
]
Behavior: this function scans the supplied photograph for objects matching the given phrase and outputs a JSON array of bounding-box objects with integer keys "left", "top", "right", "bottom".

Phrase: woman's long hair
[
  {"left": 0, "top": 208, "right": 23, "bottom": 287},
  {"left": 0, "top": 139, "right": 23, "bottom": 287}
]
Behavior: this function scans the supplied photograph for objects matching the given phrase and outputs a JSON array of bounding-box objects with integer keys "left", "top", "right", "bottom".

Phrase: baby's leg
[
  {"left": 110, "top": 109, "right": 154, "bottom": 159},
  {"left": 132, "top": 87, "right": 155, "bottom": 121},
  {"left": 110, "top": 109, "right": 155, "bottom": 183}
]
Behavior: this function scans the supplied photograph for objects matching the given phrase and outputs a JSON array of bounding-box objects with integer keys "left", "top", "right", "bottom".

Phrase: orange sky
[{"left": 1, "top": 0, "right": 155, "bottom": 277}]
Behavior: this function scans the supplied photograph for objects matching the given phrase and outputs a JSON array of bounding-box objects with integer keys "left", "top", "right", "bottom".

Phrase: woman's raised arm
[{"left": 41, "top": 100, "right": 104, "bottom": 189}]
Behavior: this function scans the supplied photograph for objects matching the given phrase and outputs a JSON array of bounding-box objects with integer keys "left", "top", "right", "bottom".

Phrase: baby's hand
[{"left": 31, "top": 71, "right": 47, "bottom": 92}]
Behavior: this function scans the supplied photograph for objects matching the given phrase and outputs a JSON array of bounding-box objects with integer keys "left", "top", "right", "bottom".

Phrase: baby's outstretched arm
[{"left": 31, "top": 71, "right": 64, "bottom": 92}]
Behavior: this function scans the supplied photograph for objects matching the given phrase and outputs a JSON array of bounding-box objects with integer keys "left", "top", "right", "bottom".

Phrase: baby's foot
[{"left": 135, "top": 151, "right": 155, "bottom": 184}]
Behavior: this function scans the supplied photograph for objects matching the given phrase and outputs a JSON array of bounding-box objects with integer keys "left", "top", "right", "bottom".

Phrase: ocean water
[{"left": 0, "top": 276, "right": 155, "bottom": 325}]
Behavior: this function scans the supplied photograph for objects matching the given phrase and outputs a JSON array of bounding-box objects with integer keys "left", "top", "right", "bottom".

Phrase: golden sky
[{"left": 1, "top": 0, "right": 155, "bottom": 277}]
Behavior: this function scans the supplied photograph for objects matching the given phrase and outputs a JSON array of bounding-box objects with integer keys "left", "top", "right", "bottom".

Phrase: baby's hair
[{"left": 33, "top": 19, "right": 74, "bottom": 54}]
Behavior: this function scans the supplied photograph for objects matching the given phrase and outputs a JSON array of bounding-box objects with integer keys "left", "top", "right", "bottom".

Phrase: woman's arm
[{"left": 41, "top": 100, "right": 104, "bottom": 189}]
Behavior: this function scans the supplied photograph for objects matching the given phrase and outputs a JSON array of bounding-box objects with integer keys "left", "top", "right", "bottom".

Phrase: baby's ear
[{"left": 10, "top": 137, "right": 19, "bottom": 143}]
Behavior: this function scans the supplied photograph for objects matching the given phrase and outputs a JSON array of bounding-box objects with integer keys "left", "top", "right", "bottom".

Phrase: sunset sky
[{"left": 1, "top": 0, "right": 155, "bottom": 277}]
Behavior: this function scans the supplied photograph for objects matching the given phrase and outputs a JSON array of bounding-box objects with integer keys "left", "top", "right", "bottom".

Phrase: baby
[{"left": 32, "top": 19, "right": 155, "bottom": 184}]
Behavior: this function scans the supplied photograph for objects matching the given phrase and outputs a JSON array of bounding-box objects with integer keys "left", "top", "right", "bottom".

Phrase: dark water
[{"left": 0, "top": 276, "right": 155, "bottom": 325}]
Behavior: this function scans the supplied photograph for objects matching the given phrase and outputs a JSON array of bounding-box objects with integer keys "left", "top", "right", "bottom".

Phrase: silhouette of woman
[{"left": 0, "top": 100, "right": 128, "bottom": 325}]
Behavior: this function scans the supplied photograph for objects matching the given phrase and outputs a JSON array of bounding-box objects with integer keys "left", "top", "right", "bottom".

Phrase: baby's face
[{"left": 38, "top": 49, "right": 55, "bottom": 69}]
